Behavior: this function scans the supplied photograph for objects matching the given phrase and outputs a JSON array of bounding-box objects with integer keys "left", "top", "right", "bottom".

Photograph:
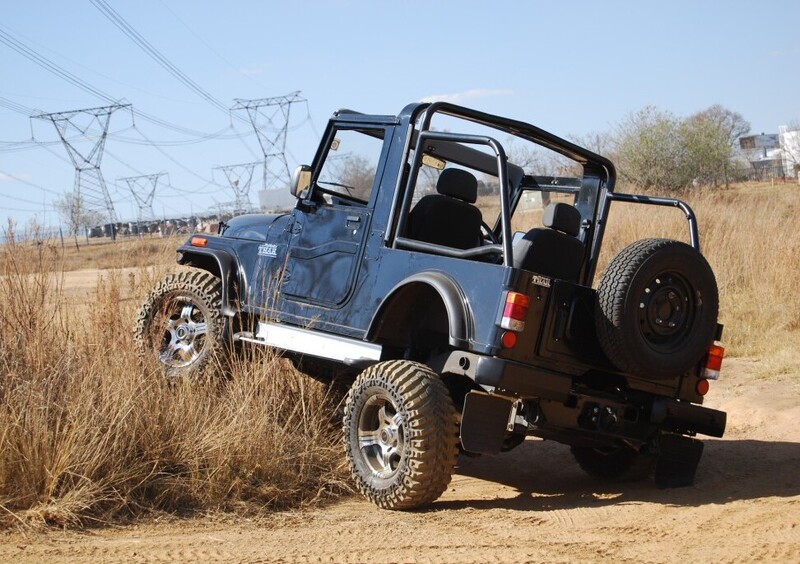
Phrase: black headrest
[
  {"left": 543, "top": 203, "right": 581, "bottom": 237},
  {"left": 436, "top": 168, "right": 478, "bottom": 204}
]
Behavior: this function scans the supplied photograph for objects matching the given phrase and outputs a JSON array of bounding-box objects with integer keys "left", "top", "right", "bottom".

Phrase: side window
[{"left": 315, "top": 128, "right": 385, "bottom": 205}]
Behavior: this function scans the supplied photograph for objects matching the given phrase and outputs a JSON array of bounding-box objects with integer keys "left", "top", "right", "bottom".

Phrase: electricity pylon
[
  {"left": 118, "top": 172, "right": 165, "bottom": 223},
  {"left": 231, "top": 91, "right": 305, "bottom": 192},
  {"left": 214, "top": 161, "right": 259, "bottom": 215},
  {"left": 32, "top": 103, "right": 130, "bottom": 227}
]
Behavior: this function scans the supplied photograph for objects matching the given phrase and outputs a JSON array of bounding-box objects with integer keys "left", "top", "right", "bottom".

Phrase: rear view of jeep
[{"left": 137, "top": 102, "right": 726, "bottom": 510}]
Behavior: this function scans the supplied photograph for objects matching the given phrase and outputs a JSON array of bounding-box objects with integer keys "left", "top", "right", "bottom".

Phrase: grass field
[{"left": 0, "top": 181, "right": 797, "bottom": 529}]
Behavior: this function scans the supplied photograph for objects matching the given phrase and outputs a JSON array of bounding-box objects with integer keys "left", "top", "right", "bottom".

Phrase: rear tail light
[
  {"left": 501, "top": 330, "right": 518, "bottom": 349},
  {"left": 696, "top": 378, "right": 711, "bottom": 396},
  {"left": 500, "top": 291, "right": 530, "bottom": 332},
  {"left": 190, "top": 236, "right": 208, "bottom": 247},
  {"left": 703, "top": 342, "right": 725, "bottom": 380}
]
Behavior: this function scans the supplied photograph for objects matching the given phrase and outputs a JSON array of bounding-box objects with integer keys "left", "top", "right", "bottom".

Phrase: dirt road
[{"left": 1, "top": 357, "right": 798, "bottom": 563}]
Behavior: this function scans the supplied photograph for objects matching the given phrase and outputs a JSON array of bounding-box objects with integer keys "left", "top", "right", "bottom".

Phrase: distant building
[
  {"left": 258, "top": 187, "right": 297, "bottom": 212},
  {"left": 778, "top": 126, "right": 800, "bottom": 179},
  {"left": 740, "top": 133, "right": 784, "bottom": 179}
]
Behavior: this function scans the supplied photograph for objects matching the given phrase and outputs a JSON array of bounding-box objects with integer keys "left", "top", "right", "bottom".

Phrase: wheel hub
[
  {"left": 357, "top": 395, "right": 405, "bottom": 479},
  {"left": 157, "top": 300, "right": 209, "bottom": 368},
  {"left": 638, "top": 274, "right": 693, "bottom": 346}
]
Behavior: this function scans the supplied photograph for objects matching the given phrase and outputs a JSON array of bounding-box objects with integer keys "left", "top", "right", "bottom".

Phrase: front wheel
[
  {"left": 343, "top": 360, "right": 458, "bottom": 510},
  {"left": 134, "top": 270, "right": 228, "bottom": 379}
]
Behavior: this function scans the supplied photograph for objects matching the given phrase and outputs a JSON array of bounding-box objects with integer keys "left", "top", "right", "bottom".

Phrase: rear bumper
[
  {"left": 432, "top": 352, "right": 726, "bottom": 439},
  {"left": 652, "top": 398, "right": 727, "bottom": 438}
]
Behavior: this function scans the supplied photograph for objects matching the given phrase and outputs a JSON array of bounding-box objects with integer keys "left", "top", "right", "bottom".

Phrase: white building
[{"left": 778, "top": 126, "right": 800, "bottom": 179}]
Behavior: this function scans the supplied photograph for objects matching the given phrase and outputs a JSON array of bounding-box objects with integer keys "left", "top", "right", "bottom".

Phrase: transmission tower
[
  {"left": 231, "top": 91, "right": 306, "bottom": 192},
  {"left": 214, "top": 161, "right": 259, "bottom": 215},
  {"left": 118, "top": 172, "right": 165, "bottom": 224},
  {"left": 32, "top": 103, "right": 130, "bottom": 226}
]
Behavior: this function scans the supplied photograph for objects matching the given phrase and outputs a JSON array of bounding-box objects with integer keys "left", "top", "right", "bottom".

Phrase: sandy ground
[{"left": 1, "top": 271, "right": 798, "bottom": 563}]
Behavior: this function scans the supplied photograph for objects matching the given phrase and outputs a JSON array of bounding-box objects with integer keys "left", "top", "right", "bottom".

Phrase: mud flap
[
  {"left": 655, "top": 433, "right": 704, "bottom": 488},
  {"left": 460, "top": 391, "right": 514, "bottom": 455}
]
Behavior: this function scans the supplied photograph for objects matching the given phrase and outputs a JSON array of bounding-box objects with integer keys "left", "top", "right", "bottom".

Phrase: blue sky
[{"left": 2, "top": 0, "right": 799, "bottom": 231}]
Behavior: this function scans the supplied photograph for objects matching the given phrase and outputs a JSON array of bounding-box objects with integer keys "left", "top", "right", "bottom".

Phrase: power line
[
  {"left": 0, "top": 168, "right": 62, "bottom": 196},
  {"left": 0, "top": 95, "right": 34, "bottom": 115},
  {"left": 0, "top": 27, "right": 117, "bottom": 104},
  {"left": 90, "top": 0, "right": 240, "bottom": 120},
  {"left": 0, "top": 25, "right": 237, "bottom": 140}
]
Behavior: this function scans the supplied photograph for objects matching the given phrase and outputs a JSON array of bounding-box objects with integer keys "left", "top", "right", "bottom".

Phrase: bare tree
[
  {"left": 54, "top": 191, "right": 104, "bottom": 249},
  {"left": 338, "top": 155, "right": 377, "bottom": 202}
]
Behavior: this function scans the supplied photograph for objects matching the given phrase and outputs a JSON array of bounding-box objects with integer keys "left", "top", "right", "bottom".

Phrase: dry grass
[
  {"left": 0, "top": 231, "right": 349, "bottom": 530},
  {"left": 47, "top": 234, "right": 184, "bottom": 272},
  {"left": 0, "top": 181, "right": 797, "bottom": 529}
]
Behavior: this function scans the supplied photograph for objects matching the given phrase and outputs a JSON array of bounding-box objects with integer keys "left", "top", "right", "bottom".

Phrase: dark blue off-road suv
[{"left": 136, "top": 102, "right": 726, "bottom": 510}]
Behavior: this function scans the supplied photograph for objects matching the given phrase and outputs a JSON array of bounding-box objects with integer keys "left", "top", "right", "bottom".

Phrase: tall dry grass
[
  {"left": 0, "top": 182, "right": 797, "bottom": 528},
  {"left": 600, "top": 181, "right": 800, "bottom": 376},
  {"left": 0, "top": 229, "right": 348, "bottom": 530}
]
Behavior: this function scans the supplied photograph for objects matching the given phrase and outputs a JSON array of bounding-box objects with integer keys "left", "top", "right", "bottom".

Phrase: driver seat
[{"left": 407, "top": 168, "right": 483, "bottom": 250}]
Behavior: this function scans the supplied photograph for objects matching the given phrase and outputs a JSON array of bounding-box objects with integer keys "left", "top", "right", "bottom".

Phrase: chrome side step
[{"left": 237, "top": 321, "right": 382, "bottom": 364}]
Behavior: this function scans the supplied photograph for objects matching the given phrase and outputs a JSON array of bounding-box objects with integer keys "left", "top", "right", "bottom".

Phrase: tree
[
  {"left": 681, "top": 105, "right": 750, "bottom": 187},
  {"left": 54, "top": 191, "right": 104, "bottom": 249},
  {"left": 613, "top": 104, "right": 750, "bottom": 191},
  {"left": 338, "top": 155, "right": 377, "bottom": 202},
  {"left": 614, "top": 106, "right": 687, "bottom": 190}
]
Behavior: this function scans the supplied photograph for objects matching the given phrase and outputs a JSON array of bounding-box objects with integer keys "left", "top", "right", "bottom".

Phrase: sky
[{"left": 2, "top": 0, "right": 799, "bottom": 233}]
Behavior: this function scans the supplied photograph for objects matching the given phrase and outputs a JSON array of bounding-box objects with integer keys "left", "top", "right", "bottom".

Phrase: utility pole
[
  {"left": 231, "top": 91, "right": 305, "bottom": 193},
  {"left": 32, "top": 104, "right": 130, "bottom": 237},
  {"left": 214, "top": 162, "right": 259, "bottom": 215}
]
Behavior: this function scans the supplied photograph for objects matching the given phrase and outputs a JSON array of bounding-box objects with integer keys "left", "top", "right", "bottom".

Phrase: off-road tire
[
  {"left": 571, "top": 445, "right": 656, "bottom": 482},
  {"left": 343, "top": 360, "right": 459, "bottom": 510},
  {"left": 135, "top": 270, "right": 228, "bottom": 379},
  {"left": 595, "top": 238, "right": 718, "bottom": 380}
]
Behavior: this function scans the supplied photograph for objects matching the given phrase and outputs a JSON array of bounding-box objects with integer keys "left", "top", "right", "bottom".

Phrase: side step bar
[{"left": 237, "top": 321, "right": 382, "bottom": 364}]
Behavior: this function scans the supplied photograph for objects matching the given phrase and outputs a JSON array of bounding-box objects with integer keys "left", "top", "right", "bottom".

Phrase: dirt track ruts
[{"left": 2, "top": 360, "right": 798, "bottom": 563}]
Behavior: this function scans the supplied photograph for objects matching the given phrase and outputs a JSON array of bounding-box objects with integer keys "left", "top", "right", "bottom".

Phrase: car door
[{"left": 281, "top": 125, "right": 391, "bottom": 308}]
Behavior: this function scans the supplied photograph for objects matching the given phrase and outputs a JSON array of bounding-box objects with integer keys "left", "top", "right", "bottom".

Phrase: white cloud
[
  {"left": 769, "top": 47, "right": 800, "bottom": 58},
  {"left": 238, "top": 66, "right": 264, "bottom": 76},
  {"left": 419, "top": 88, "right": 513, "bottom": 105}
]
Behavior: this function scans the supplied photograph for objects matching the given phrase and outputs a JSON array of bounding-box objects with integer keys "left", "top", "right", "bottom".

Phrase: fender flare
[
  {"left": 176, "top": 246, "right": 241, "bottom": 317},
  {"left": 367, "top": 271, "right": 473, "bottom": 348}
]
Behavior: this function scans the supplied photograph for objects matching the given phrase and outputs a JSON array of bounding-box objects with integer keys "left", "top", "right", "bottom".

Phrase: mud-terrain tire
[
  {"left": 571, "top": 445, "right": 656, "bottom": 482},
  {"left": 135, "top": 270, "right": 228, "bottom": 379},
  {"left": 343, "top": 360, "right": 459, "bottom": 510},
  {"left": 595, "top": 238, "right": 718, "bottom": 380}
]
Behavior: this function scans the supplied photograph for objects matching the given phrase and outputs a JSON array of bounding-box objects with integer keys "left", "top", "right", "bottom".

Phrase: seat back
[
  {"left": 407, "top": 168, "right": 483, "bottom": 250},
  {"left": 513, "top": 203, "right": 584, "bottom": 281}
]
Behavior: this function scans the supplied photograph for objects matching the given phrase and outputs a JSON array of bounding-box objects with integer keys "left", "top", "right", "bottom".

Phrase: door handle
[{"left": 346, "top": 215, "right": 361, "bottom": 224}]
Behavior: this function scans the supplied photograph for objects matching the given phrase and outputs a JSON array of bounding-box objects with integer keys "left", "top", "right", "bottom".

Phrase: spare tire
[{"left": 595, "top": 238, "right": 718, "bottom": 380}]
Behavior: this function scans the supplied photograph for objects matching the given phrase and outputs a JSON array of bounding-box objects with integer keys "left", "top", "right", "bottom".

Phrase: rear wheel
[
  {"left": 595, "top": 238, "right": 718, "bottom": 379},
  {"left": 135, "top": 270, "right": 228, "bottom": 379},
  {"left": 571, "top": 445, "right": 656, "bottom": 482},
  {"left": 343, "top": 360, "right": 458, "bottom": 510}
]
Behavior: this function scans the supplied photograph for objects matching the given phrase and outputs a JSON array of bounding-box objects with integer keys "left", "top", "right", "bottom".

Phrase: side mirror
[{"left": 290, "top": 165, "right": 312, "bottom": 199}]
